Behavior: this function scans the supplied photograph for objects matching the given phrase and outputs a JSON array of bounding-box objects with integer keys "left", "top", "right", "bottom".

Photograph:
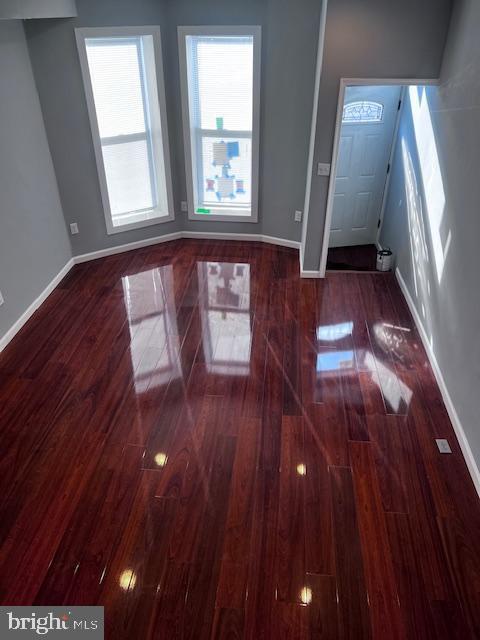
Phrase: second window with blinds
[{"left": 179, "top": 26, "right": 261, "bottom": 222}]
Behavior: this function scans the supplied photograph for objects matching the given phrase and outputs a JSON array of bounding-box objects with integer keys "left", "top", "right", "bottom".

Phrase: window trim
[
  {"left": 75, "top": 26, "right": 175, "bottom": 235},
  {"left": 178, "top": 25, "right": 261, "bottom": 223}
]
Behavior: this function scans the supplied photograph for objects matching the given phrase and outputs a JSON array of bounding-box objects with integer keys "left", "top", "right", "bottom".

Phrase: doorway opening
[
  {"left": 326, "top": 84, "right": 402, "bottom": 271},
  {"left": 320, "top": 78, "right": 437, "bottom": 274}
]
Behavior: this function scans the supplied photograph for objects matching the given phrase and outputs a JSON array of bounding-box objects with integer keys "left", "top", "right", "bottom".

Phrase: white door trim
[{"left": 318, "top": 77, "right": 439, "bottom": 277}]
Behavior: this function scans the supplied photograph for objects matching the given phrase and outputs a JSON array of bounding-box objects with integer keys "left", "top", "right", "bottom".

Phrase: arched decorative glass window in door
[{"left": 342, "top": 101, "right": 384, "bottom": 124}]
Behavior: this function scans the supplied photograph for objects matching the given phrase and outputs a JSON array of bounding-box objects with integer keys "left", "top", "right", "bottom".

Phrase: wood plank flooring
[
  {"left": 327, "top": 244, "right": 378, "bottom": 271},
  {"left": 0, "top": 239, "right": 479, "bottom": 639}
]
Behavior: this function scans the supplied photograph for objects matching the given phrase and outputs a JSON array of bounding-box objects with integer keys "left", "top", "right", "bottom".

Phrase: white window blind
[
  {"left": 180, "top": 28, "right": 260, "bottom": 221},
  {"left": 192, "top": 37, "right": 253, "bottom": 131},
  {"left": 76, "top": 28, "right": 173, "bottom": 234}
]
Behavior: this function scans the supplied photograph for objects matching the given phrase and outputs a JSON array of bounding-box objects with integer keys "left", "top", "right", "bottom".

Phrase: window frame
[
  {"left": 75, "top": 26, "right": 175, "bottom": 235},
  {"left": 178, "top": 25, "right": 261, "bottom": 223}
]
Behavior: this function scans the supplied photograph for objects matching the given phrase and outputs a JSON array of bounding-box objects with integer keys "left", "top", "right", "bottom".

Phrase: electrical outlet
[
  {"left": 317, "top": 162, "right": 331, "bottom": 176},
  {"left": 436, "top": 439, "right": 452, "bottom": 454},
  {"left": 70, "top": 222, "right": 79, "bottom": 235},
  {"left": 181, "top": 201, "right": 188, "bottom": 212},
  {"left": 0, "top": 290, "right": 4, "bottom": 307},
  {"left": 294, "top": 210, "right": 302, "bottom": 222}
]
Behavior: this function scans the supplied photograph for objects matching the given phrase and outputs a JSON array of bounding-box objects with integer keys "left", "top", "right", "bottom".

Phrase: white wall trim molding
[
  {"left": 301, "top": 268, "right": 323, "bottom": 279},
  {"left": 396, "top": 268, "right": 480, "bottom": 497},
  {"left": 0, "top": 231, "right": 306, "bottom": 353},
  {"left": 298, "top": 242, "right": 323, "bottom": 278},
  {"left": 181, "top": 231, "right": 300, "bottom": 250},
  {"left": 299, "top": 242, "right": 304, "bottom": 272},
  {"left": 74, "top": 231, "right": 301, "bottom": 264},
  {"left": 259, "top": 234, "right": 300, "bottom": 250},
  {"left": 74, "top": 231, "right": 183, "bottom": 264},
  {"left": 0, "top": 258, "right": 75, "bottom": 353}
]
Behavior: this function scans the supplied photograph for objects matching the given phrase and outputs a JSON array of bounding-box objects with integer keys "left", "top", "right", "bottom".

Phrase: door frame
[{"left": 318, "top": 77, "right": 439, "bottom": 277}]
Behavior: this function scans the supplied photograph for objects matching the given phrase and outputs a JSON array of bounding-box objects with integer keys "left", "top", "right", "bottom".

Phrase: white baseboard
[
  {"left": 74, "top": 231, "right": 301, "bottom": 264},
  {"left": 0, "top": 258, "right": 74, "bottom": 353},
  {"left": 74, "top": 231, "right": 183, "bottom": 263},
  {"left": 0, "top": 232, "right": 305, "bottom": 353},
  {"left": 261, "top": 234, "right": 300, "bottom": 250},
  {"left": 301, "top": 269, "right": 323, "bottom": 279},
  {"left": 181, "top": 231, "right": 301, "bottom": 250},
  {"left": 396, "top": 268, "right": 480, "bottom": 497},
  {"left": 298, "top": 242, "right": 324, "bottom": 279}
]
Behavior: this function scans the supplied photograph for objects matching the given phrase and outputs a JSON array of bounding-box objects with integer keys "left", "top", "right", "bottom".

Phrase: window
[
  {"left": 76, "top": 27, "right": 174, "bottom": 234},
  {"left": 178, "top": 26, "right": 261, "bottom": 221},
  {"left": 342, "top": 101, "right": 384, "bottom": 124}
]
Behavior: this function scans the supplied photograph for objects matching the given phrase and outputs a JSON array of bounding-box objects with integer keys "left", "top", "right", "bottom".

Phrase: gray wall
[
  {"left": 302, "top": 0, "right": 453, "bottom": 271},
  {"left": 381, "top": 0, "right": 480, "bottom": 469},
  {"left": 0, "top": 0, "right": 77, "bottom": 20},
  {"left": 25, "top": 0, "right": 322, "bottom": 255},
  {"left": 0, "top": 20, "right": 72, "bottom": 342}
]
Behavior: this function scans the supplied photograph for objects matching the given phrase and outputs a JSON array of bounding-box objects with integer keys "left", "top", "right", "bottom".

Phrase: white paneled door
[{"left": 329, "top": 85, "right": 401, "bottom": 248}]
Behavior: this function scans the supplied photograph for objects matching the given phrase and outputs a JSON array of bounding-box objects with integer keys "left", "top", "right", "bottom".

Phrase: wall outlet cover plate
[{"left": 317, "top": 162, "right": 331, "bottom": 176}]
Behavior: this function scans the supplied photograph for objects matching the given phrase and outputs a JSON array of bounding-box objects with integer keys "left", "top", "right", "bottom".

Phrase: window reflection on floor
[
  {"left": 316, "top": 350, "right": 355, "bottom": 373},
  {"left": 372, "top": 321, "right": 411, "bottom": 363},
  {"left": 316, "top": 322, "right": 353, "bottom": 342},
  {"left": 364, "top": 351, "right": 412, "bottom": 413},
  {"left": 197, "top": 261, "right": 252, "bottom": 375},
  {"left": 122, "top": 265, "right": 182, "bottom": 393},
  {"left": 315, "top": 320, "right": 412, "bottom": 413}
]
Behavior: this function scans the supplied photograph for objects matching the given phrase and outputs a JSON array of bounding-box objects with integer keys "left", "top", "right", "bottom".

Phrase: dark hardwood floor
[
  {"left": 327, "top": 244, "right": 378, "bottom": 271},
  {"left": 0, "top": 239, "right": 479, "bottom": 639}
]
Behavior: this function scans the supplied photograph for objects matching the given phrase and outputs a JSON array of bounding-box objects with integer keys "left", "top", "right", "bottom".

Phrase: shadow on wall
[{"left": 382, "top": 86, "right": 452, "bottom": 348}]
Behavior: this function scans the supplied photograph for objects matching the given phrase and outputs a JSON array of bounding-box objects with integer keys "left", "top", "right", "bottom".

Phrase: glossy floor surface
[
  {"left": 0, "top": 240, "right": 479, "bottom": 639},
  {"left": 327, "top": 244, "right": 378, "bottom": 271}
]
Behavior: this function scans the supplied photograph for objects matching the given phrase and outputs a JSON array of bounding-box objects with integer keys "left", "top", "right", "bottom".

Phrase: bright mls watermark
[{"left": 0, "top": 607, "right": 103, "bottom": 639}]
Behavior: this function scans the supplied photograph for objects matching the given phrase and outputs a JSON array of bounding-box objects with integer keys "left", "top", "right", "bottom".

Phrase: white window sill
[
  {"left": 108, "top": 208, "right": 173, "bottom": 234},
  {"left": 188, "top": 205, "right": 256, "bottom": 222}
]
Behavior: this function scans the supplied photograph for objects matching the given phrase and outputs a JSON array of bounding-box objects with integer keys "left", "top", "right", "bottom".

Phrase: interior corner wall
[
  {"left": 301, "top": 0, "right": 453, "bottom": 272},
  {"left": 380, "top": 0, "right": 480, "bottom": 476},
  {"left": 0, "top": 20, "right": 72, "bottom": 343},
  {"left": 24, "top": 0, "right": 322, "bottom": 256}
]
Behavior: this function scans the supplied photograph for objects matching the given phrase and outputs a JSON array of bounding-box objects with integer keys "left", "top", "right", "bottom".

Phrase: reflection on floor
[
  {"left": 0, "top": 239, "right": 479, "bottom": 639},
  {"left": 327, "top": 243, "right": 378, "bottom": 271}
]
